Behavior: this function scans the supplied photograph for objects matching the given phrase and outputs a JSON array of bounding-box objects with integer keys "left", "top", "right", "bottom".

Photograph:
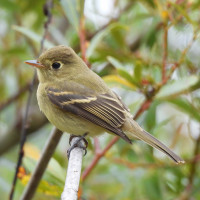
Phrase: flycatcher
[{"left": 25, "top": 45, "right": 184, "bottom": 164}]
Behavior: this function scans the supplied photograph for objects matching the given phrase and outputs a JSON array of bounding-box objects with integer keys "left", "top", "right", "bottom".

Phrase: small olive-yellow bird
[{"left": 25, "top": 45, "right": 184, "bottom": 164}]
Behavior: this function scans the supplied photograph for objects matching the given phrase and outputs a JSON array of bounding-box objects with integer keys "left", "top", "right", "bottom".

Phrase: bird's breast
[{"left": 37, "top": 83, "right": 105, "bottom": 136}]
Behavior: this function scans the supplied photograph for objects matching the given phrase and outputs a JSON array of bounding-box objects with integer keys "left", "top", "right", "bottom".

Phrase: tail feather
[
  {"left": 126, "top": 122, "right": 184, "bottom": 164},
  {"left": 142, "top": 130, "right": 184, "bottom": 164}
]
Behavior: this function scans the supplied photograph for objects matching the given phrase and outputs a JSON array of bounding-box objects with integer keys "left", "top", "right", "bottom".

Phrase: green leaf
[
  {"left": 142, "top": 171, "right": 163, "bottom": 200},
  {"left": 156, "top": 75, "right": 199, "bottom": 99},
  {"left": 118, "top": 69, "right": 138, "bottom": 86},
  {"left": 152, "top": 66, "right": 162, "bottom": 83},
  {"left": 168, "top": 97, "right": 200, "bottom": 122},
  {"left": 87, "top": 23, "right": 127, "bottom": 58},
  {"left": 172, "top": 3, "right": 196, "bottom": 25},
  {"left": 134, "top": 63, "right": 142, "bottom": 83},
  {"left": 107, "top": 56, "right": 124, "bottom": 70},
  {"left": 60, "top": 0, "right": 79, "bottom": 32},
  {"left": 0, "top": 0, "right": 18, "bottom": 11},
  {"left": 144, "top": 19, "right": 161, "bottom": 48},
  {"left": 107, "top": 56, "right": 139, "bottom": 87},
  {"left": 46, "top": 157, "right": 66, "bottom": 183},
  {"left": 13, "top": 25, "right": 54, "bottom": 49},
  {"left": 103, "top": 75, "right": 136, "bottom": 90},
  {"left": 144, "top": 100, "right": 160, "bottom": 131}
]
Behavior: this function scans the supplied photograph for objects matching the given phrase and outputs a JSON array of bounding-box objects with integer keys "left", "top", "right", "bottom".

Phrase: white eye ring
[{"left": 52, "top": 62, "right": 62, "bottom": 69}]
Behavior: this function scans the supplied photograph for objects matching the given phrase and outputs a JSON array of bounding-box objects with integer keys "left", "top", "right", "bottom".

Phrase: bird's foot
[{"left": 67, "top": 132, "right": 88, "bottom": 159}]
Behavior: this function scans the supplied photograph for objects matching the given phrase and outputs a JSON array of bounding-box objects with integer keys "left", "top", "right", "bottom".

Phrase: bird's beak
[{"left": 25, "top": 60, "right": 44, "bottom": 68}]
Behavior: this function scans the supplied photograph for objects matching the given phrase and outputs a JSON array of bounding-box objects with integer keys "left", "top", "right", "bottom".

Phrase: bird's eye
[{"left": 52, "top": 62, "right": 61, "bottom": 69}]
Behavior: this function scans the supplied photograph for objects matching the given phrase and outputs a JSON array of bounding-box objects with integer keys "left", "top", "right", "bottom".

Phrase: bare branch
[
  {"left": 61, "top": 137, "right": 87, "bottom": 200},
  {"left": 9, "top": 0, "right": 54, "bottom": 199},
  {"left": 20, "top": 127, "right": 62, "bottom": 200},
  {"left": 162, "top": 25, "right": 168, "bottom": 82},
  {"left": 9, "top": 72, "right": 37, "bottom": 200},
  {"left": 82, "top": 136, "right": 119, "bottom": 181}
]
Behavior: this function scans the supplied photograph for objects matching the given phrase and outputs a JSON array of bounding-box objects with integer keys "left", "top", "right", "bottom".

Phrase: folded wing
[{"left": 46, "top": 86, "right": 132, "bottom": 144}]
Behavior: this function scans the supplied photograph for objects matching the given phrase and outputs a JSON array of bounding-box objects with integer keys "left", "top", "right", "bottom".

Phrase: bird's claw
[{"left": 67, "top": 132, "right": 88, "bottom": 159}]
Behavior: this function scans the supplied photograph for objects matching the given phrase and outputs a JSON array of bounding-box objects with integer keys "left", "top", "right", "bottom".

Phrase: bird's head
[{"left": 25, "top": 45, "right": 85, "bottom": 83}]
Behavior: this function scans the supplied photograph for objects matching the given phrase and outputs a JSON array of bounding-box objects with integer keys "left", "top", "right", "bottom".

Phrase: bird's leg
[{"left": 67, "top": 132, "right": 88, "bottom": 159}]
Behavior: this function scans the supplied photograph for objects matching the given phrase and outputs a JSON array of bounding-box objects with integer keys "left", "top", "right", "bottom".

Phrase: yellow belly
[{"left": 37, "top": 85, "right": 105, "bottom": 136}]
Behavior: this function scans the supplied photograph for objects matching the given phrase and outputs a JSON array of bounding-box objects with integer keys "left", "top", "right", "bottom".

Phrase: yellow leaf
[
  {"left": 21, "top": 174, "right": 31, "bottom": 185},
  {"left": 38, "top": 180, "right": 62, "bottom": 197},
  {"left": 20, "top": 175, "right": 62, "bottom": 197},
  {"left": 161, "top": 10, "right": 168, "bottom": 20},
  {"left": 154, "top": 0, "right": 168, "bottom": 21},
  {"left": 24, "top": 143, "right": 40, "bottom": 160},
  {"left": 103, "top": 75, "right": 136, "bottom": 90}
]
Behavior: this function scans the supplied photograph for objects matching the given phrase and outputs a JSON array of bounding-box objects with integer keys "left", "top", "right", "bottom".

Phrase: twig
[
  {"left": 94, "top": 137, "right": 101, "bottom": 155},
  {"left": 133, "top": 99, "right": 152, "bottom": 120},
  {"left": 110, "top": 157, "right": 184, "bottom": 170},
  {"left": 61, "top": 136, "right": 87, "bottom": 200},
  {"left": 82, "top": 136, "right": 119, "bottom": 181},
  {"left": 21, "top": 127, "right": 62, "bottom": 200},
  {"left": 184, "top": 133, "right": 200, "bottom": 197},
  {"left": 177, "top": 134, "right": 200, "bottom": 200},
  {"left": 86, "top": 2, "right": 134, "bottom": 41},
  {"left": 9, "top": 0, "right": 54, "bottom": 199},
  {"left": 9, "top": 72, "right": 37, "bottom": 200},
  {"left": 0, "top": 82, "right": 31, "bottom": 112},
  {"left": 161, "top": 29, "right": 197, "bottom": 85},
  {"left": 40, "top": 0, "right": 53, "bottom": 54},
  {"left": 79, "top": 16, "right": 88, "bottom": 65},
  {"left": 162, "top": 25, "right": 168, "bottom": 83},
  {"left": 170, "top": 123, "right": 183, "bottom": 149}
]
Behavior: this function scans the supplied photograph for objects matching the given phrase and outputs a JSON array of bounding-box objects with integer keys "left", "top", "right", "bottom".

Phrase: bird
[{"left": 25, "top": 45, "right": 184, "bottom": 164}]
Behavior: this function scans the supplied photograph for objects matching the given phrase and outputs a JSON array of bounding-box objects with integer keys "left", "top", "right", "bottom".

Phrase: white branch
[{"left": 61, "top": 137, "right": 86, "bottom": 200}]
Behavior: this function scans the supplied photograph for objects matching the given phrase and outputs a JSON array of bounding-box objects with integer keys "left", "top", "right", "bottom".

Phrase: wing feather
[{"left": 47, "top": 87, "right": 132, "bottom": 143}]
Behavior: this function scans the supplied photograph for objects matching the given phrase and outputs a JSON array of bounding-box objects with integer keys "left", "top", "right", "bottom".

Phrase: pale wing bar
[{"left": 47, "top": 88, "right": 132, "bottom": 143}]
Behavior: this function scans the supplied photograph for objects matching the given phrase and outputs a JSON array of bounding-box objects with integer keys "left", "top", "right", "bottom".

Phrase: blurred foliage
[{"left": 0, "top": 0, "right": 200, "bottom": 200}]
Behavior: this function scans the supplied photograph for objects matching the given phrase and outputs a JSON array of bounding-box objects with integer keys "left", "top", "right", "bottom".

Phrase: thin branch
[
  {"left": 86, "top": 2, "right": 134, "bottom": 41},
  {"left": 40, "top": 0, "right": 53, "bottom": 54},
  {"left": 177, "top": 135, "right": 200, "bottom": 200},
  {"left": 82, "top": 136, "right": 119, "bottom": 181},
  {"left": 184, "top": 133, "right": 200, "bottom": 197},
  {"left": 109, "top": 157, "right": 185, "bottom": 170},
  {"left": 161, "top": 30, "right": 197, "bottom": 85},
  {"left": 162, "top": 25, "right": 168, "bottom": 83},
  {"left": 133, "top": 99, "right": 152, "bottom": 120},
  {"left": 94, "top": 137, "right": 101, "bottom": 155},
  {"left": 21, "top": 127, "right": 62, "bottom": 200},
  {"left": 61, "top": 136, "right": 87, "bottom": 200},
  {"left": 9, "top": 72, "right": 37, "bottom": 200},
  {"left": 79, "top": 16, "right": 88, "bottom": 65},
  {"left": 170, "top": 123, "right": 183, "bottom": 149},
  {"left": 9, "top": 1, "right": 54, "bottom": 199}
]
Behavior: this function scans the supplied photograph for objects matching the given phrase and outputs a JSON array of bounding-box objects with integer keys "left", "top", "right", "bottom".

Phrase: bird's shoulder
[{"left": 44, "top": 81, "right": 97, "bottom": 96}]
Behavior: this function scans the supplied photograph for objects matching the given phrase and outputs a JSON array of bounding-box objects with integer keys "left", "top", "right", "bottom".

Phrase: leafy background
[{"left": 0, "top": 0, "right": 200, "bottom": 199}]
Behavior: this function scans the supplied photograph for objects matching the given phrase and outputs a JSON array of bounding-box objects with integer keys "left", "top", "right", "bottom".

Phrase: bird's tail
[{"left": 125, "top": 121, "right": 185, "bottom": 164}]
